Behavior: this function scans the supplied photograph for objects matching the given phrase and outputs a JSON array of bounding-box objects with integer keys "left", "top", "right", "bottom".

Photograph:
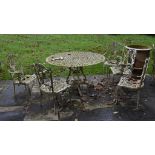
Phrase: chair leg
[
  {"left": 40, "top": 98, "right": 46, "bottom": 114},
  {"left": 27, "top": 85, "right": 31, "bottom": 96},
  {"left": 136, "top": 90, "right": 141, "bottom": 109},
  {"left": 68, "top": 88, "right": 72, "bottom": 104},
  {"left": 40, "top": 103, "right": 44, "bottom": 113},
  {"left": 48, "top": 96, "right": 52, "bottom": 110},
  {"left": 53, "top": 94, "right": 58, "bottom": 115},
  {"left": 55, "top": 94, "right": 61, "bottom": 120},
  {"left": 108, "top": 67, "right": 111, "bottom": 79},
  {"left": 106, "top": 67, "right": 110, "bottom": 79},
  {"left": 112, "top": 74, "right": 114, "bottom": 84},
  {"left": 54, "top": 102, "right": 56, "bottom": 115},
  {"left": 57, "top": 112, "right": 60, "bottom": 120},
  {"left": 13, "top": 83, "right": 16, "bottom": 96},
  {"left": 114, "top": 86, "right": 120, "bottom": 105},
  {"left": 39, "top": 92, "right": 47, "bottom": 114}
]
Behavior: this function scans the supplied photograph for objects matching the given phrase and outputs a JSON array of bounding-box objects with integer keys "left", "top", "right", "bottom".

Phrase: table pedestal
[
  {"left": 66, "top": 67, "right": 87, "bottom": 96},
  {"left": 66, "top": 67, "right": 87, "bottom": 83}
]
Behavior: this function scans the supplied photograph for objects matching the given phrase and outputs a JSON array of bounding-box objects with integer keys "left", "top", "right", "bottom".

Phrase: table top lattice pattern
[{"left": 46, "top": 51, "right": 105, "bottom": 67}]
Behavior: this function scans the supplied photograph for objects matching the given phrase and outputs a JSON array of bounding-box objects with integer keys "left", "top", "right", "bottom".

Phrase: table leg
[
  {"left": 66, "top": 67, "right": 72, "bottom": 83},
  {"left": 79, "top": 67, "right": 86, "bottom": 81}
]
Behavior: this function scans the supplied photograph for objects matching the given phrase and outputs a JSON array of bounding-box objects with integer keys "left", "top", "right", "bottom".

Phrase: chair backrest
[
  {"left": 128, "top": 49, "right": 137, "bottom": 66},
  {"left": 0, "top": 61, "right": 2, "bottom": 71},
  {"left": 152, "top": 44, "right": 155, "bottom": 75},
  {"left": 125, "top": 45, "right": 151, "bottom": 79},
  {"left": 7, "top": 53, "right": 17, "bottom": 71},
  {"left": 7, "top": 53, "right": 27, "bottom": 83},
  {"left": 8, "top": 66, "right": 25, "bottom": 83},
  {"left": 139, "top": 57, "right": 150, "bottom": 87},
  {"left": 33, "top": 63, "right": 54, "bottom": 91},
  {"left": 106, "top": 42, "right": 125, "bottom": 63}
]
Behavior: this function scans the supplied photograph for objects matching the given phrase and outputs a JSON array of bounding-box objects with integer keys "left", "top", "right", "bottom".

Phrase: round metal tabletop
[{"left": 46, "top": 51, "right": 105, "bottom": 67}]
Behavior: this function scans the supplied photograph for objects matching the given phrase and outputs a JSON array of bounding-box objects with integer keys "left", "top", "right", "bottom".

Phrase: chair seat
[
  {"left": 123, "top": 67, "right": 131, "bottom": 75},
  {"left": 40, "top": 79, "right": 70, "bottom": 94},
  {"left": 110, "top": 65, "right": 132, "bottom": 75},
  {"left": 118, "top": 75, "right": 144, "bottom": 89},
  {"left": 104, "top": 60, "right": 117, "bottom": 66},
  {"left": 110, "top": 66, "right": 123, "bottom": 75},
  {"left": 14, "top": 74, "right": 36, "bottom": 85}
]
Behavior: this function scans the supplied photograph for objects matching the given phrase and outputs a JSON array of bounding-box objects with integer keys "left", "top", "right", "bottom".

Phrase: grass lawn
[{"left": 0, "top": 34, "right": 155, "bottom": 80}]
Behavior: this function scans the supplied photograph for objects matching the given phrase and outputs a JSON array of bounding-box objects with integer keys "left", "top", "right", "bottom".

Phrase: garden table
[
  {"left": 46, "top": 51, "right": 105, "bottom": 97},
  {"left": 46, "top": 51, "right": 105, "bottom": 83}
]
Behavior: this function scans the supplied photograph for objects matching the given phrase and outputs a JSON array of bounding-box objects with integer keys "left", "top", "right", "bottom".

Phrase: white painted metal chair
[
  {"left": 115, "top": 57, "right": 150, "bottom": 109},
  {"left": 7, "top": 53, "right": 36, "bottom": 96},
  {"left": 104, "top": 42, "right": 129, "bottom": 83},
  {"left": 33, "top": 63, "right": 71, "bottom": 119}
]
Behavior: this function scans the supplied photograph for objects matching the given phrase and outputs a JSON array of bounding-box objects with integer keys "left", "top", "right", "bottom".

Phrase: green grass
[{"left": 0, "top": 34, "right": 155, "bottom": 80}]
